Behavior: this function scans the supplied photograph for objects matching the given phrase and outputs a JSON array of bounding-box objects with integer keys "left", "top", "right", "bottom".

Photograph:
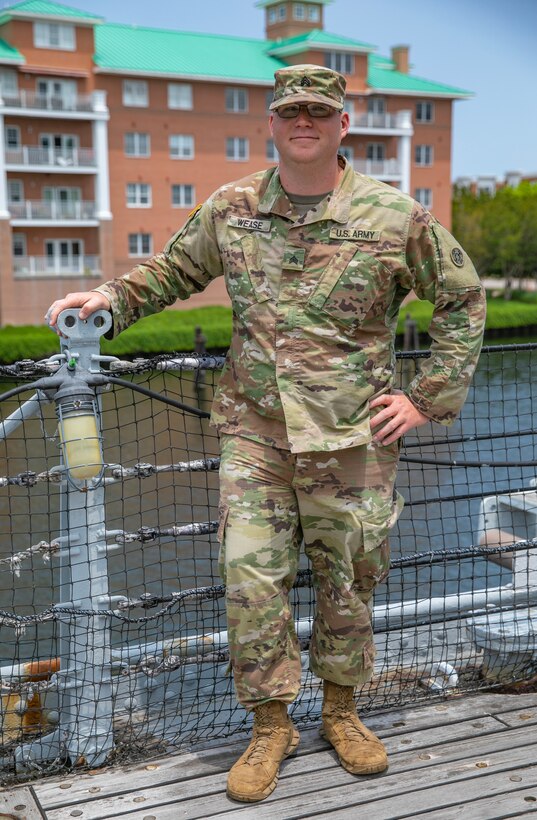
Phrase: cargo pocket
[
  {"left": 361, "top": 492, "right": 404, "bottom": 553},
  {"left": 222, "top": 234, "right": 271, "bottom": 314}
]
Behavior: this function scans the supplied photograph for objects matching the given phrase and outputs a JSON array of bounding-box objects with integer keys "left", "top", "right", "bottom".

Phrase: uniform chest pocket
[
  {"left": 306, "top": 241, "right": 388, "bottom": 327},
  {"left": 222, "top": 233, "right": 271, "bottom": 314}
]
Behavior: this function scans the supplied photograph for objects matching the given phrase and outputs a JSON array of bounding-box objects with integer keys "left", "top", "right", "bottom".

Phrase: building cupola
[{"left": 256, "top": 0, "right": 332, "bottom": 41}]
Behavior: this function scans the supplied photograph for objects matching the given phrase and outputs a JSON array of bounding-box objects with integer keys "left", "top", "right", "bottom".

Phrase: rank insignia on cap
[
  {"left": 300, "top": 76, "right": 312, "bottom": 87},
  {"left": 451, "top": 247, "right": 464, "bottom": 267}
]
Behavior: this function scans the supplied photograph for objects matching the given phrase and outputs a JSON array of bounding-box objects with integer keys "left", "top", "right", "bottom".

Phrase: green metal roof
[
  {"left": 94, "top": 23, "right": 283, "bottom": 82},
  {"left": 368, "top": 60, "right": 471, "bottom": 98},
  {"left": 268, "top": 29, "right": 376, "bottom": 56},
  {"left": 0, "top": 0, "right": 103, "bottom": 23},
  {"left": 0, "top": 36, "right": 24, "bottom": 62}
]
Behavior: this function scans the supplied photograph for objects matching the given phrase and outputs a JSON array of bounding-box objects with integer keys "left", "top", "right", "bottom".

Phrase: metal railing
[
  {"left": 1, "top": 90, "right": 95, "bottom": 113},
  {"left": 5, "top": 146, "right": 96, "bottom": 169},
  {"left": 9, "top": 201, "right": 97, "bottom": 221},
  {"left": 13, "top": 255, "right": 101, "bottom": 278},
  {"left": 352, "top": 157, "right": 401, "bottom": 177}
]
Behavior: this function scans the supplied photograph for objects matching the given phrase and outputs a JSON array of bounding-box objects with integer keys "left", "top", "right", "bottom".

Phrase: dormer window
[
  {"left": 34, "top": 22, "right": 75, "bottom": 51},
  {"left": 308, "top": 5, "right": 320, "bottom": 21},
  {"left": 278, "top": 3, "right": 287, "bottom": 20},
  {"left": 293, "top": 3, "right": 305, "bottom": 20}
]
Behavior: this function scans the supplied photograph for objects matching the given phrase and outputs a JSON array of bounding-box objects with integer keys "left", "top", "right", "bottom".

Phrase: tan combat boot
[
  {"left": 226, "top": 700, "right": 300, "bottom": 802},
  {"left": 320, "top": 680, "right": 388, "bottom": 775}
]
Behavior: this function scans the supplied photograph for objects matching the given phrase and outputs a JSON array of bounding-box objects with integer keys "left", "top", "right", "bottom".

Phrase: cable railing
[{"left": 0, "top": 325, "right": 535, "bottom": 784}]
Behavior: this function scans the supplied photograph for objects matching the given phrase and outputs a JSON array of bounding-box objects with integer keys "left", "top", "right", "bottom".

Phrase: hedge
[{"left": 0, "top": 296, "right": 536, "bottom": 364}]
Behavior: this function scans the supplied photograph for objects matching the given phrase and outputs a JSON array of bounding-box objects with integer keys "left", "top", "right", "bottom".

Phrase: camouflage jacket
[{"left": 95, "top": 159, "right": 486, "bottom": 453}]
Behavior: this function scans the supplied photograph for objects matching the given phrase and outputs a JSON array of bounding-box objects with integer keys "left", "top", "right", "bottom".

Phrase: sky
[{"left": 4, "top": 0, "right": 536, "bottom": 180}]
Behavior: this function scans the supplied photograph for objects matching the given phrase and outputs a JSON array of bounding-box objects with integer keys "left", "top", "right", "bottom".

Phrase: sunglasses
[{"left": 276, "top": 103, "right": 335, "bottom": 119}]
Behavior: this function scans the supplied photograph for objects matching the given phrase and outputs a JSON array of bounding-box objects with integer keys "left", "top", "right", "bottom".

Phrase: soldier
[{"left": 47, "top": 64, "right": 486, "bottom": 803}]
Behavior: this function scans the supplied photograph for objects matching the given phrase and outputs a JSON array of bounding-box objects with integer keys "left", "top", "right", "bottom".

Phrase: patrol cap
[{"left": 269, "top": 64, "right": 346, "bottom": 112}]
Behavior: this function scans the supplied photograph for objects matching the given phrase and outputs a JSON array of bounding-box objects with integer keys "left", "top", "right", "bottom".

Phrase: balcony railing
[
  {"left": 13, "top": 255, "right": 101, "bottom": 278},
  {"left": 1, "top": 90, "right": 95, "bottom": 113},
  {"left": 9, "top": 200, "right": 97, "bottom": 221},
  {"left": 353, "top": 158, "right": 402, "bottom": 177},
  {"left": 350, "top": 113, "right": 398, "bottom": 129},
  {"left": 5, "top": 146, "right": 96, "bottom": 169}
]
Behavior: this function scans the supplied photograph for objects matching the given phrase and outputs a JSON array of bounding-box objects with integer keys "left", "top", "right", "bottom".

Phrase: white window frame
[
  {"left": 415, "top": 144, "right": 434, "bottom": 167},
  {"left": 293, "top": 3, "right": 305, "bottom": 20},
  {"left": 169, "top": 134, "right": 194, "bottom": 160},
  {"left": 43, "top": 186, "right": 81, "bottom": 203},
  {"left": 8, "top": 179, "right": 23, "bottom": 202},
  {"left": 325, "top": 51, "right": 354, "bottom": 75},
  {"left": 12, "top": 233, "right": 26, "bottom": 257},
  {"left": 278, "top": 3, "right": 287, "bottom": 20},
  {"left": 5, "top": 125, "right": 20, "bottom": 148},
  {"left": 168, "top": 83, "right": 193, "bottom": 110},
  {"left": 34, "top": 22, "right": 75, "bottom": 51},
  {"left": 45, "top": 238, "right": 83, "bottom": 271},
  {"left": 368, "top": 96, "right": 386, "bottom": 115},
  {"left": 122, "top": 80, "right": 149, "bottom": 108},
  {"left": 266, "top": 138, "right": 279, "bottom": 162},
  {"left": 415, "top": 188, "right": 433, "bottom": 208},
  {"left": 268, "top": 7, "right": 277, "bottom": 23},
  {"left": 0, "top": 69, "right": 18, "bottom": 97},
  {"left": 124, "top": 132, "right": 151, "bottom": 157},
  {"left": 308, "top": 5, "right": 320, "bottom": 21},
  {"left": 367, "top": 142, "right": 385, "bottom": 161},
  {"left": 226, "top": 137, "right": 249, "bottom": 162},
  {"left": 128, "top": 233, "right": 152, "bottom": 257},
  {"left": 171, "top": 184, "right": 195, "bottom": 208},
  {"left": 416, "top": 100, "right": 434, "bottom": 123},
  {"left": 36, "top": 77, "right": 77, "bottom": 107},
  {"left": 225, "top": 87, "right": 248, "bottom": 113},
  {"left": 126, "top": 182, "right": 152, "bottom": 208}
]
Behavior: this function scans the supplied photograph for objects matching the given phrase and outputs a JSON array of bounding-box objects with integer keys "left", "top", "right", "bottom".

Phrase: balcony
[
  {"left": 5, "top": 146, "right": 97, "bottom": 172},
  {"left": 0, "top": 90, "right": 108, "bottom": 120},
  {"left": 9, "top": 200, "right": 98, "bottom": 224},
  {"left": 353, "top": 158, "right": 402, "bottom": 179},
  {"left": 13, "top": 255, "right": 101, "bottom": 279},
  {"left": 348, "top": 110, "right": 413, "bottom": 136}
]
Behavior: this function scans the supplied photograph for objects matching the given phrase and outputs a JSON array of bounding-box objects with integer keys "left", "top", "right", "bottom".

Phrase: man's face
[{"left": 269, "top": 103, "right": 350, "bottom": 167}]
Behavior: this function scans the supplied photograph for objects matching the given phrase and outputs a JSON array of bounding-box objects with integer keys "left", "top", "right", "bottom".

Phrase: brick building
[{"left": 0, "top": 0, "right": 471, "bottom": 325}]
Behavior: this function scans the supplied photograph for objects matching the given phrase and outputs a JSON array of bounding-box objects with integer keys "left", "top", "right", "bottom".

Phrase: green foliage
[
  {"left": 397, "top": 296, "right": 537, "bottom": 334},
  {"left": 452, "top": 182, "right": 537, "bottom": 281}
]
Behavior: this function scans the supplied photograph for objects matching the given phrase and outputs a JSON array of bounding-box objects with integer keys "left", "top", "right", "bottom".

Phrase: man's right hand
[{"left": 46, "top": 291, "right": 111, "bottom": 330}]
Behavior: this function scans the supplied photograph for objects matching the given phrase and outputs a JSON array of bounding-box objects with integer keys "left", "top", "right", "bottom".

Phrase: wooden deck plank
[
  {"left": 0, "top": 786, "right": 46, "bottom": 819},
  {"left": 411, "top": 787, "right": 537, "bottom": 820},
  {"left": 34, "top": 692, "right": 536, "bottom": 810},
  {"left": 43, "top": 724, "right": 537, "bottom": 820}
]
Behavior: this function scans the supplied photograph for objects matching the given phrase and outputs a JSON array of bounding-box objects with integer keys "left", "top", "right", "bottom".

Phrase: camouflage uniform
[{"left": 95, "top": 71, "right": 486, "bottom": 708}]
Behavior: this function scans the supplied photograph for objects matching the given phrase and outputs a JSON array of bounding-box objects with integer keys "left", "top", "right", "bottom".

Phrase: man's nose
[{"left": 295, "top": 108, "right": 313, "bottom": 125}]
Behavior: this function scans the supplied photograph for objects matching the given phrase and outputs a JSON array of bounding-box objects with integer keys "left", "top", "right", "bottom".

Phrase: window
[
  {"left": 343, "top": 100, "right": 354, "bottom": 119},
  {"left": 226, "top": 137, "right": 249, "bottom": 161},
  {"left": 36, "top": 78, "right": 77, "bottom": 108},
  {"left": 7, "top": 180, "right": 23, "bottom": 202},
  {"left": 339, "top": 145, "right": 354, "bottom": 163},
  {"left": 325, "top": 52, "right": 354, "bottom": 75},
  {"left": 0, "top": 69, "right": 18, "bottom": 97},
  {"left": 168, "top": 83, "right": 192, "bottom": 110},
  {"left": 171, "top": 184, "right": 195, "bottom": 207},
  {"left": 266, "top": 139, "right": 279, "bottom": 162},
  {"left": 226, "top": 87, "right": 248, "bottom": 113},
  {"left": 266, "top": 90, "right": 274, "bottom": 112},
  {"left": 124, "top": 132, "right": 150, "bottom": 157},
  {"left": 12, "top": 233, "right": 26, "bottom": 257},
  {"left": 39, "top": 133, "right": 78, "bottom": 161},
  {"left": 43, "top": 186, "right": 81, "bottom": 203},
  {"left": 278, "top": 4, "right": 287, "bottom": 20},
  {"left": 293, "top": 3, "right": 305, "bottom": 20},
  {"left": 367, "top": 143, "right": 385, "bottom": 161},
  {"left": 308, "top": 5, "right": 320, "bottom": 21},
  {"left": 122, "top": 80, "right": 148, "bottom": 108},
  {"left": 415, "top": 145, "right": 433, "bottom": 166},
  {"left": 129, "top": 233, "right": 152, "bottom": 256},
  {"left": 268, "top": 7, "right": 277, "bottom": 23},
  {"left": 126, "top": 183, "right": 152, "bottom": 207},
  {"left": 5, "top": 126, "right": 20, "bottom": 148},
  {"left": 416, "top": 101, "right": 434, "bottom": 123},
  {"left": 34, "top": 22, "right": 75, "bottom": 50},
  {"left": 368, "top": 96, "right": 385, "bottom": 115},
  {"left": 169, "top": 134, "right": 194, "bottom": 159},
  {"left": 45, "top": 239, "right": 83, "bottom": 272},
  {"left": 415, "top": 188, "right": 433, "bottom": 208}
]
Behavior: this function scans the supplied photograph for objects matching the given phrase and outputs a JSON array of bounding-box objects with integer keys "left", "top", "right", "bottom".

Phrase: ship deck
[{"left": 4, "top": 690, "right": 537, "bottom": 819}]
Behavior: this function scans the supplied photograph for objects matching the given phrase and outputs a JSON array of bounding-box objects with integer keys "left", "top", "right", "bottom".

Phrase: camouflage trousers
[{"left": 218, "top": 433, "right": 404, "bottom": 710}]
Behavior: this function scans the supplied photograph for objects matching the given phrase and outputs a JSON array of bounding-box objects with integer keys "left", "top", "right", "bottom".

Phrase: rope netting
[{"left": 0, "top": 344, "right": 536, "bottom": 782}]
